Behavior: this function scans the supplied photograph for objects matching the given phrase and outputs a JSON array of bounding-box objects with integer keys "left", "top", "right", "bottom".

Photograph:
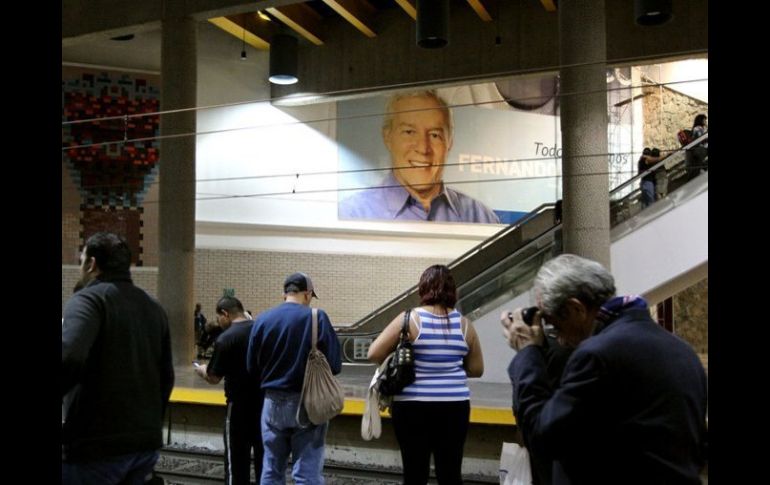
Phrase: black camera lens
[{"left": 521, "top": 307, "right": 538, "bottom": 326}]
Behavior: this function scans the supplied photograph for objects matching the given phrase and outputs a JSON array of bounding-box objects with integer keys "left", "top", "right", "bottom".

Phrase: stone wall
[
  {"left": 642, "top": 84, "right": 708, "bottom": 153},
  {"left": 674, "top": 277, "right": 708, "bottom": 371}
]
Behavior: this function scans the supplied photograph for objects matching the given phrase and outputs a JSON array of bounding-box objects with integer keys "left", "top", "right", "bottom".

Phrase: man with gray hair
[
  {"left": 338, "top": 90, "right": 499, "bottom": 223},
  {"left": 500, "top": 254, "right": 707, "bottom": 484}
]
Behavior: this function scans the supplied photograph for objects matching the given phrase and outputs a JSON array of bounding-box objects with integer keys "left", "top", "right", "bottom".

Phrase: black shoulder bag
[{"left": 377, "top": 309, "right": 416, "bottom": 396}]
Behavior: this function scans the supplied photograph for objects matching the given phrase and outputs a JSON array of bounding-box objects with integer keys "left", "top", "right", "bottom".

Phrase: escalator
[
  {"left": 336, "top": 205, "right": 559, "bottom": 363},
  {"left": 337, "top": 134, "right": 708, "bottom": 364}
]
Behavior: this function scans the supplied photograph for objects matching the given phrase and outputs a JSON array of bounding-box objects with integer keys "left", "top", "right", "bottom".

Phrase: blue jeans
[
  {"left": 261, "top": 390, "right": 327, "bottom": 484},
  {"left": 62, "top": 450, "right": 159, "bottom": 485},
  {"left": 641, "top": 180, "right": 655, "bottom": 208}
]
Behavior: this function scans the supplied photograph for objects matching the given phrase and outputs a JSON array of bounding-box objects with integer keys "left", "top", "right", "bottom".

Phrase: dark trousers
[
  {"left": 225, "top": 399, "right": 264, "bottom": 485},
  {"left": 391, "top": 400, "right": 470, "bottom": 485},
  {"left": 686, "top": 146, "right": 708, "bottom": 181}
]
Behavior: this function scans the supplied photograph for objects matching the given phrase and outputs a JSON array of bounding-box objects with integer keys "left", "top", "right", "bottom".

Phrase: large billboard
[{"left": 336, "top": 82, "right": 563, "bottom": 225}]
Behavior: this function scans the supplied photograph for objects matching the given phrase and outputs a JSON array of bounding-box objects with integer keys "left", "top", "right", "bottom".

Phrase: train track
[
  {"left": 156, "top": 447, "right": 225, "bottom": 484},
  {"left": 157, "top": 446, "right": 496, "bottom": 484}
]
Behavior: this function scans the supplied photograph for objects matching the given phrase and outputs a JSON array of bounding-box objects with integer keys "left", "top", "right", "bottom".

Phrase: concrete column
[
  {"left": 558, "top": 0, "right": 611, "bottom": 269},
  {"left": 159, "top": 9, "right": 197, "bottom": 366}
]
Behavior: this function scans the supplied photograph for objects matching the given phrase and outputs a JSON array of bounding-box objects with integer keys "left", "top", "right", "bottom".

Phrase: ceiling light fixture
[
  {"left": 240, "top": 28, "right": 247, "bottom": 60},
  {"left": 416, "top": 0, "right": 449, "bottom": 48},
  {"left": 269, "top": 34, "right": 298, "bottom": 85},
  {"left": 257, "top": 11, "right": 271, "bottom": 22},
  {"left": 634, "top": 0, "right": 673, "bottom": 26}
]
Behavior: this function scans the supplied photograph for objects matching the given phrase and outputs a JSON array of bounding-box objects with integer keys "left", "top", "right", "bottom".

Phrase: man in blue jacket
[
  {"left": 62, "top": 232, "right": 174, "bottom": 485},
  {"left": 247, "top": 272, "right": 341, "bottom": 484},
  {"left": 501, "top": 254, "right": 707, "bottom": 484}
]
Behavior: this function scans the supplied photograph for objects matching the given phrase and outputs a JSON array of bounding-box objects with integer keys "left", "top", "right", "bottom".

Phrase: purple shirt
[{"left": 338, "top": 172, "right": 500, "bottom": 223}]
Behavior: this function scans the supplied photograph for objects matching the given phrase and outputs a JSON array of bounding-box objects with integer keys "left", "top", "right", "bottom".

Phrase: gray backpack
[{"left": 297, "top": 308, "right": 345, "bottom": 426}]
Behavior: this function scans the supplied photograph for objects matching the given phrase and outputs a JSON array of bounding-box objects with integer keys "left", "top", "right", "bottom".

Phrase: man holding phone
[{"left": 194, "top": 296, "right": 263, "bottom": 485}]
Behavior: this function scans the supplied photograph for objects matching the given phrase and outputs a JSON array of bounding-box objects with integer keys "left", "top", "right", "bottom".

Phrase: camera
[
  {"left": 521, "top": 307, "right": 539, "bottom": 326},
  {"left": 508, "top": 307, "right": 539, "bottom": 326}
]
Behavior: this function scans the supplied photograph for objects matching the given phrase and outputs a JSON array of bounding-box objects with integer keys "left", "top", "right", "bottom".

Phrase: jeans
[
  {"left": 62, "top": 450, "right": 159, "bottom": 485},
  {"left": 261, "top": 390, "right": 327, "bottom": 485},
  {"left": 640, "top": 180, "right": 655, "bottom": 208}
]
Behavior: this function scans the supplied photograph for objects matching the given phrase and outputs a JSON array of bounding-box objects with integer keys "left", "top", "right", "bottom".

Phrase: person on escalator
[
  {"left": 638, "top": 147, "right": 657, "bottom": 208},
  {"left": 650, "top": 147, "right": 669, "bottom": 201},
  {"left": 689, "top": 114, "right": 708, "bottom": 177}
]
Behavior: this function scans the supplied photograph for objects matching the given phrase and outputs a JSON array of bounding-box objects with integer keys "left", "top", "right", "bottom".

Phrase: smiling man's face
[{"left": 384, "top": 95, "right": 452, "bottom": 199}]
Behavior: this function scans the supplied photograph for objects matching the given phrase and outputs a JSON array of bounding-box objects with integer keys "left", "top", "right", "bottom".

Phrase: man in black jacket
[
  {"left": 62, "top": 232, "right": 174, "bottom": 485},
  {"left": 500, "top": 254, "right": 707, "bottom": 484}
]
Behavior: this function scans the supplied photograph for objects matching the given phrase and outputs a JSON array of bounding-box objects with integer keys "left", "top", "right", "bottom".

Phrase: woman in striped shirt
[{"left": 368, "top": 264, "right": 484, "bottom": 484}]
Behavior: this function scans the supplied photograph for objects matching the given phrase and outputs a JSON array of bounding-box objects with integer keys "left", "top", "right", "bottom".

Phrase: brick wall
[{"left": 62, "top": 249, "right": 447, "bottom": 325}]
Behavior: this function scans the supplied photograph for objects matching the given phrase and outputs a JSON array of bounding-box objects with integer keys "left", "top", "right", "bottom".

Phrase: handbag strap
[
  {"left": 400, "top": 309, "right": 411, "bottom": 344},
  {"left": 311, "top": 307, "right": 318, "bottom": 350}
]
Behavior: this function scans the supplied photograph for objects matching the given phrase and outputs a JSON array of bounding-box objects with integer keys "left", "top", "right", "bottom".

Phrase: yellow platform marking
[
  {"left": 342, "top": 398, "right": 516, "bottom": 425},
  {"left": 170, "top": 387, "right": 226, "bottom": 406},
  {"left": 170, "top": 388, "right": 516, "bottom": 425}
]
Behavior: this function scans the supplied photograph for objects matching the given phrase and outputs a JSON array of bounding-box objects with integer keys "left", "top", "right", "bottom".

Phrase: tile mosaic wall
[{"left": 61, "top": 67, "right": 160, "bottom": 265}]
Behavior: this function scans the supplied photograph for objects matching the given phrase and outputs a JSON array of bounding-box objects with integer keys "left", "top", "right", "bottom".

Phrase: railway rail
[{"left": 156, "top": 446, "right": 496, "bottom": 484}]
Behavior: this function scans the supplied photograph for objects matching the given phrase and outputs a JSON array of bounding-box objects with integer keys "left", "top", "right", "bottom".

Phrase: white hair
[
  {"left": 532, "top": 254, "right": 616, "bottom": 316},
  {"left": 382, "top": 90, "right": 454, "bottom": 140}
]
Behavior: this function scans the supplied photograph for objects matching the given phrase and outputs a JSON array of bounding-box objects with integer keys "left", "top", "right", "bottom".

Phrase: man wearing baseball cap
[{"left": 246, "top": 272, "right": 341, "bottom": 484}]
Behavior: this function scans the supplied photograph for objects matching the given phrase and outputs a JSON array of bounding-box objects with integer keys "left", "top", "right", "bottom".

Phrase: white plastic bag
[
  {"left": 499, "top": 441, "right": 532, "bottom": 485},
  {"left": 361, "top": 363, "right": 383, "bottom": 440}
]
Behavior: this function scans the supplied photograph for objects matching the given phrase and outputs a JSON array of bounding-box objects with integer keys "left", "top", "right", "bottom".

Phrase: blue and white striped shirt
[{"left": 394, "top": 308, "right": 470, "bottom": 402}]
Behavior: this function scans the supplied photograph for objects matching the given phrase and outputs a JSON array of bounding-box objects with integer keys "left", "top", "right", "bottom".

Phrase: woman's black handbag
[{"left": 377, "top": 309, "right": 416, "bottom": 396}]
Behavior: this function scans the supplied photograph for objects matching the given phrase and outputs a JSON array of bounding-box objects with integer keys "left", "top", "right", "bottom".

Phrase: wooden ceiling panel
[
  {"left": 466, "top": 0, "right": 495, "bottom": 22},
  {"left": 540, "top": 0, "right": 557, "bottom": 12},
  {"left": 322, "top": 0, "right": 377, "bottom": 38},
  {"left": 209, "top": 12, "right": 276, "bottom": 50},
  {"left": 394, "top": 0, "right": 416, "bottom": 20},
  {"left": 266, "top": 4, "right": 325, "bottom": 46}
]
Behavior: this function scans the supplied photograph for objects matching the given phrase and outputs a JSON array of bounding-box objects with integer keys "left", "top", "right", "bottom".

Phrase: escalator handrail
[
  {"left": 447, "top": 203, "right": 555, "bottom": 270},
  {"left": 337, "top": 203, "right": 555, "bottom": 331}
]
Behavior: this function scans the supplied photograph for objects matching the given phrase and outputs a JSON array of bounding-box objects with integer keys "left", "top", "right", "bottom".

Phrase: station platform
[{"left": 171, "top": 363, "right": 516, "bottom": 426}]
